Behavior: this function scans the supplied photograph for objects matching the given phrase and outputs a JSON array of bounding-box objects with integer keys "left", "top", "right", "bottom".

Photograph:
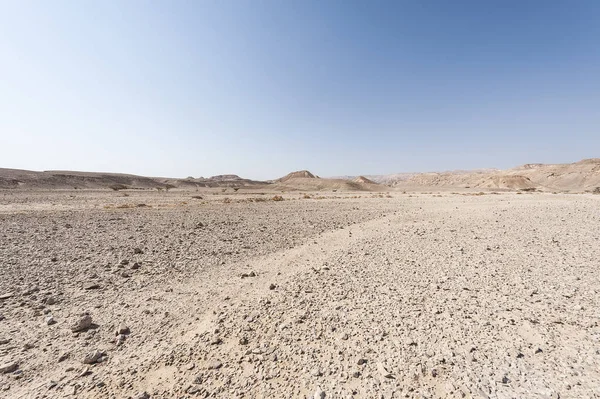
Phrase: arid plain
[{"left": 1, "top": 161, "right": 600, "bottom": 399}]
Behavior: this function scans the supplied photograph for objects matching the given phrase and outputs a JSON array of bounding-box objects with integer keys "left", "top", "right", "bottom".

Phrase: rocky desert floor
[{"left": 0, "top": 190, "right": 599, "bottom": 399}]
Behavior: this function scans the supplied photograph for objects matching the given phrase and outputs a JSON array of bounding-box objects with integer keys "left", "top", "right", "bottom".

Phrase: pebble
[
  {"left": 314, "top": 387, "right": 326, "bottom": 399},
  {"left": 0, "top": 362, "right": 18, "bottom": 374},
  {"left": 45, "top": 315, "right": 56, "bottom": 325},
  {"left": 0, "top": 293, "right": 13, "bottom": 300},
  {"left": 82, "top": 350, "right": 103, "bottom": 364},
  {"left": 133, "top": 392, "right": 150, "bottom": 399},
  {"left": 116, "top": 323, "right": 130, "bottom": 335},
  {"left": 207, "top": 360, "right": 223, "bottom": 370},
  {"left": 71, "top": 314, "right": 93, "bottom": 332}
]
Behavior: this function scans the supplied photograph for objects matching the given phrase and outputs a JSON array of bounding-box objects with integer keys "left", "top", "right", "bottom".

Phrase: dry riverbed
[{"left": 0, "top": 190, "right": 599, "bottom": 398}]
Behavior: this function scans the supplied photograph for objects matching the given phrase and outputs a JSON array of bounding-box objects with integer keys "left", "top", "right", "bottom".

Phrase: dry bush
[
  {"left": 191, "top": 196, "right": 203, "bottom": 200},
  {"left": 593, "top": 187, "right": 600, "bottom": 194},
  {"left": 110, "top": 184, "right": 128, "bottom": 191},
  {"left": 223, "top": 197, "right": 232, "bottom": 204},
  {"left": 271, "top": 195, "right": 284, "bottom": 201},
  {"left": 303, "top": 194, "right": 311, "bottom": 199}
]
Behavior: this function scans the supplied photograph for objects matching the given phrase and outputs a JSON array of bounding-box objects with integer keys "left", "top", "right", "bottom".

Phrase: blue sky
[{"left": 1, "top": 1, "right": 598, "bottom": 180}]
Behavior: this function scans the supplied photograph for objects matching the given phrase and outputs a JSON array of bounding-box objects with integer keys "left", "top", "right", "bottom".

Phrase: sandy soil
[{"left": 1, "top": 190, "right": 599, "bottom": 398}]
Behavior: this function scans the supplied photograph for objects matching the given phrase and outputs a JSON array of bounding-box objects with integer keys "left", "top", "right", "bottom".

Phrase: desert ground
[{"left": 1, "top": 187, "right": 599, "bottom": 399}]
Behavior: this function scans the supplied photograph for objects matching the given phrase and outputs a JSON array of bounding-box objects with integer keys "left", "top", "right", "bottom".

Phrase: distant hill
[
  {"left": 0, "top": 168, "right": 266, "bottom": 190},
  {"left": 277, "top": 170, "right": 317, "bottom": 182},
  {"left": 272, "top": 170, "right": 384, "bottom": 192},
  {"left": 360, "top": 158, "right": 600, "bottom": 191}
]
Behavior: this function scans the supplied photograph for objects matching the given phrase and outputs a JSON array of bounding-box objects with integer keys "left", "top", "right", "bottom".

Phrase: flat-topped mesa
[
  {"left": 208, "top": 174, "right": 244, "bottom": 181},
  {"left": 277, "top": 170, "right": 317, "bottom": 182}
]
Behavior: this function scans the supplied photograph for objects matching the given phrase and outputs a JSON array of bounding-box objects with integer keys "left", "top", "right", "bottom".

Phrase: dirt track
[{"left": 1, "top": 190, "right": 599, "bottom": 398}]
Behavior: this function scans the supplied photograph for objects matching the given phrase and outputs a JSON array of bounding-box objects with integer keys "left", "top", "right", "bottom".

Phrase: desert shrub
[
  {"left": 223, "top": 197, "right": 232, "bottom": 204},
  {"left": 191, "top": 195, "right": 203, "bottom": 200},
  {"left": 303, "top": 194, "right": 311, "bottom": 199},
  {"left": 593, "top": 187, "right": 600, "bottom": 194},
  {"left": 110, "top": 184, "right": 128, "bottom": 191},
  {"left": 272, "top": 195, "right": 284, "bottom": 201},
  {"left": 233, "top": 188, "right": 239, "bottom": 192}
]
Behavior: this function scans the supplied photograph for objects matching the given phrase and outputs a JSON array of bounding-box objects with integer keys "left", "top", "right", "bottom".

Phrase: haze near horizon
[{"left": 1, "top": 1, "right": 599, "bottom": 180}]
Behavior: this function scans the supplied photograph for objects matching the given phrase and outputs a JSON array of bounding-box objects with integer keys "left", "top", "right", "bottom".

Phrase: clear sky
[{"left": 1, "top": 1, "right": 599, "bottom": 180}]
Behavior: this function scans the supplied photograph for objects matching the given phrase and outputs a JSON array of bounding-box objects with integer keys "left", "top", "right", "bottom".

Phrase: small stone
[
  {"left": 0, "top": 362, "right": 18, "bottom": 374},
  {"left": 311, "top": 367, "right": 322, "bottom": 377},
  {"left": 51, "top": 257, "right": 58, "bottom": 262},
  {"left": 269, "top": 283, "right": 276, "bottom": 290},
  {"left": 314, "top": 387, "right": 326, "bottom": 399},
  {"left": 133, "top": 391, "right": 149, "bottom": 399},
  {"left": 239, "top": 337, "right": 248, "bottom": 345},
  {"left": 46, "top": 297, "right": 57, "bottom": 305},
  {"left": 58, "top": 352, "right": 69, "bottom": 362},
  {"left": 115, "top": 334, "right": 127, "bottom": 346},
  {"left": 186, "top": 363, "right": 195, "bottom": 371},
  {"left": 187, "top": 386, "right": 202, "bottom": 394},
  {"left": 352, "top": 370, "right": 361, "bottom": 378},
  {"left": 193, "top": 375, "right": 202, "bottom": 384},
  {"left": 131, "top": 262, "right": 141, "bottom": 270},
  {"left": 116, "top": 323, "right": 130, "bottom": 335},
  {"left": 121, "top": 271, "right": 131, "bottom": 278},
  {"left": 357, "top": 358, "right": 367, "bottom": 365},
  {"left": 84, "top": 283, "right": 100, "bottom": 290},
  {"left": 71, "top": 314, "right": 93, "bottom": 332},
  {"left": 46, "top": 315, "right": 56, "bottom": 325},
  {"left": 82, "top": 350, "right": 103, "bottom": 364},
  {"left": 210, "top": 336, "right": 222, "bottom": 345},
  {"left": 120, "top": 259, "right": 129, "bottom": 266},
  {"left": 79, "top": 367, "right": 92, "bottom": 377},
  {"left": 133, "top": 248, "right": 144, "bottom": 254},
  {"left": 249, "top": 271, "right": 256, "bottom": 277},
  {"left": 0, "top": 293, "right": 13, "bottom": 300},
  {"left": 207, "top": 360, "right": 222, "bottom": 370},
  {"left": 502, "top": 375, "right": 510, "bottom": 384}
]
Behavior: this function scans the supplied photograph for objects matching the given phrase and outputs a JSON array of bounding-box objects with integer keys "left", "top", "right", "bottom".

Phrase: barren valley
[{"left": 1, "top": 187, "right": 599, "bottom": 399}]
